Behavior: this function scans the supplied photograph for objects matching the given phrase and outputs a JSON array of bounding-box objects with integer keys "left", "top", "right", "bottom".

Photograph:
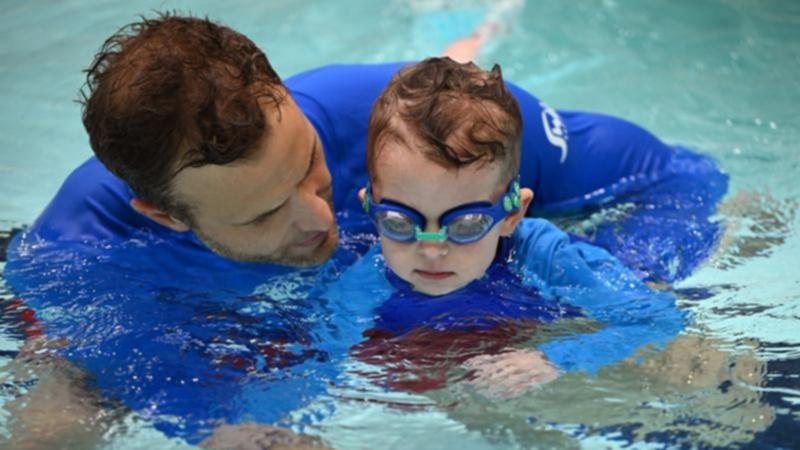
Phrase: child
[
  {"left": 342, "top": 57, "right": 684, "bottom": 395},
  {"left": 359, "top": 56, "right": 533, "bottom": 297}
]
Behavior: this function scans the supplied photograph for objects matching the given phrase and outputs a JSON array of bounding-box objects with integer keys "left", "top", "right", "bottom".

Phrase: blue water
[{"left": 1, "top": 1, "right": 799, "bottom": 449}]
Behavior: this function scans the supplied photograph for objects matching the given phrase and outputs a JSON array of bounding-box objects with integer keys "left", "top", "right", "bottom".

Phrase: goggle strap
[
  {"left": 414, "top": 226, "right": 448, "bottom": 242},
  {"left": 502, "top": 180, "right": 522, "bottom": 212},
  {"left": 362, "top": 184, "right": 372, "bottom": 213}
]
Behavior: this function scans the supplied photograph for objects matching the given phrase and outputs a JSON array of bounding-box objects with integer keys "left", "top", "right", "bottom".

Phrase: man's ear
[
  {"left": 499, "top": 188, "right": 534, "bottom": 237},
  {"left": 130, "top": 198, "right": 190, "bottom": 232}
]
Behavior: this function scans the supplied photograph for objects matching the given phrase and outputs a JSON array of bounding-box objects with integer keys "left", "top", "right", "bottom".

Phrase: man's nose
[{"left": 291, "top": 186, "right": 335, "bottom": 232}]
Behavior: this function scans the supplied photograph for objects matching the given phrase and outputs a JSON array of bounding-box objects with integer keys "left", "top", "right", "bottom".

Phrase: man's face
[{"left": 171, "top": 94, "right": 338, "bottom": 266}]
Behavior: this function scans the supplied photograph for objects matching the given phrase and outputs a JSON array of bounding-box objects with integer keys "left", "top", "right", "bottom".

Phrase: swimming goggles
[{"left": 361, "top": 178, "right": 521, "bottom": 244}]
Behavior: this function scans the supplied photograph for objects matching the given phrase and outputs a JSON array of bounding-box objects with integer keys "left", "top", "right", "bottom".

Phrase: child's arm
[{"left": 510, "top": 218, "right": 685, "bottom": 374}]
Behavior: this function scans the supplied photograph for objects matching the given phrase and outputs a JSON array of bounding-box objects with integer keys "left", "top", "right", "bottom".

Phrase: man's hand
[{"left": 200, "top": 422, "right": 332, "bottom": 450}]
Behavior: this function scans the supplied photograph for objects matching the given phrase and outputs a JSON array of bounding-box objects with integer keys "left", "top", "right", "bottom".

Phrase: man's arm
[
  {"left": 506, "top": 82, "right": 679, "bottom": 212},
  {"left": 2, "top": 336, "right": 333, "bottom": 450},
  {"left": 437, "top": 8, "right": 680, "bottom": 212},
  {"left": 0, "top": 337, "right": 118, "bottom": 450}
]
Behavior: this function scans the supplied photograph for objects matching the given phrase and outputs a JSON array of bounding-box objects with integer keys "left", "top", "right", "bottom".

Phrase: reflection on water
[{"left": 712, "top": 193, "right": 797, "bottom": 270}]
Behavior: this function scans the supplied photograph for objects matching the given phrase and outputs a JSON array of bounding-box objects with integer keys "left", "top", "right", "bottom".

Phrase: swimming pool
[{"left": 1, "top": 0, "right": 798, "bottom": 448}]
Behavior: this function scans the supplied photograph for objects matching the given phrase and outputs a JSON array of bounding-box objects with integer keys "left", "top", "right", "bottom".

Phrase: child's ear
[
  {"left": 130, "top": 198, "right": 190, "bottom": 232},
  {"left": 499, "top": 188, "right": 534, "bottom": 237},
  {"left": 357, "top": 188, "right": 366, "bottom": 204}
]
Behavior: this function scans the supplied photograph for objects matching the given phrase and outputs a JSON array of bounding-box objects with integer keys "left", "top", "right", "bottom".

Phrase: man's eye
[
  {"left": 251, "top": 216, "right": 269, "bottom": 226},
  {"left": 251, "top": 209, "right": 279, "bottom": 226}
]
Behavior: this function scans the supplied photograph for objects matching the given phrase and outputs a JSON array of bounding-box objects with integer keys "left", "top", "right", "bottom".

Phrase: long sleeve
[{"left": 509, "top": 218, "right": 685, "bottom": 374}]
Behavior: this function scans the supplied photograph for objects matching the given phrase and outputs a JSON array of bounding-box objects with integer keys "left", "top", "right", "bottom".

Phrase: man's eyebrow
[{"left": 236, "top": 134, "right": 318, "bottom": 226}]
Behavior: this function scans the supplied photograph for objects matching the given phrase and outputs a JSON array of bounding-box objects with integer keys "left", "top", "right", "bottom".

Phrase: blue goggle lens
[
  {"left": 445, "top": 214, "right": 495, "bottom": 243},
  {"left": 376, "top": 211, "right": 417, "bottom": 241}
]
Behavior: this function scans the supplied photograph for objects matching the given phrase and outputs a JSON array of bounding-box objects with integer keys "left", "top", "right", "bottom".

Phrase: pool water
[{"left": 1, "top": 0, "right": 799, "bottom": 448}]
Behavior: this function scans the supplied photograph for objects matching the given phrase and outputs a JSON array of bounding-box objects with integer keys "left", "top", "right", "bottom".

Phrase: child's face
[{"left": 361, "top": 145, "right": 532, "bottom": 296}]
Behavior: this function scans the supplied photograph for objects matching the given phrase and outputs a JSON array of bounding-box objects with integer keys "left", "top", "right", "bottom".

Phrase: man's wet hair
[
  {"left": 366, "top": 57, "right": 522, "bottom": 186},
  {"left": 81, "top": 12, "right": 285, "bottom": 220}
]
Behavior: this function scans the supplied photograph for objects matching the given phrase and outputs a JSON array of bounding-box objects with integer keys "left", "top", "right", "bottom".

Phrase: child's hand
[
  {"left": 200, "top": 422, "right": 331, "bottom": 450},
  {"left": 463, "top": 348, "right": 559, "bottom": 399}
]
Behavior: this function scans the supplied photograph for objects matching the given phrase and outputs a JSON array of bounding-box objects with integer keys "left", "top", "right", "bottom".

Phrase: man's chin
[
  {"left": 198, "top": 229, "right": 339, "bottom": 267},
  {"left": 282, "top": 231, "right": 339, "bottom": 267}
]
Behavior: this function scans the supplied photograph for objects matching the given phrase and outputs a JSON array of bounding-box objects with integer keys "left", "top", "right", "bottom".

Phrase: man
[{"left": 3, "top": 12, "right": 725, "bottom": 449}]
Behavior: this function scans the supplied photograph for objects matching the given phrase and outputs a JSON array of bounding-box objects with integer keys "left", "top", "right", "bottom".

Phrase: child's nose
[{"left": 416, "top": 240, "right": 449, "bottom": 259}]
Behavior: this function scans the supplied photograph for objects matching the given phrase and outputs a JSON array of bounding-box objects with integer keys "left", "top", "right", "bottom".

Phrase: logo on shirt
[{"left": 540, "top": 103, "right": 568, "bottom": 163}]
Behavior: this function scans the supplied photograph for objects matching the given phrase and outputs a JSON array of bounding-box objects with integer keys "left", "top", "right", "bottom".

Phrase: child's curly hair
[{"left": 367, "top": 57, "right": 522, "bottom": 186}]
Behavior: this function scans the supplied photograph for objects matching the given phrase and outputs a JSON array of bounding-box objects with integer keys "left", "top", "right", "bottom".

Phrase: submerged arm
[{"left": 0, "top": 337, "right": 117, "bottom": 450}]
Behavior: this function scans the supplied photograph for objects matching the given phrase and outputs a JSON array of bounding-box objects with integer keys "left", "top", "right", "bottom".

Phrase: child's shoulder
[
  {"left": 512, "top": 217, "right": 570, "bottom": 248},
  {"left": 511, "top": 217, "right": 619, "bottom": 267},
  {"left": 506, "top": 218, "right": 570, "bottom": 286}
]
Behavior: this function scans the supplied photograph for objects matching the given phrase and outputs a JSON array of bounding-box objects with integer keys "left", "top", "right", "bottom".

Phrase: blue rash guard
[{"left": 4, "top": 233, "right": 375, "bottom": 443}]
